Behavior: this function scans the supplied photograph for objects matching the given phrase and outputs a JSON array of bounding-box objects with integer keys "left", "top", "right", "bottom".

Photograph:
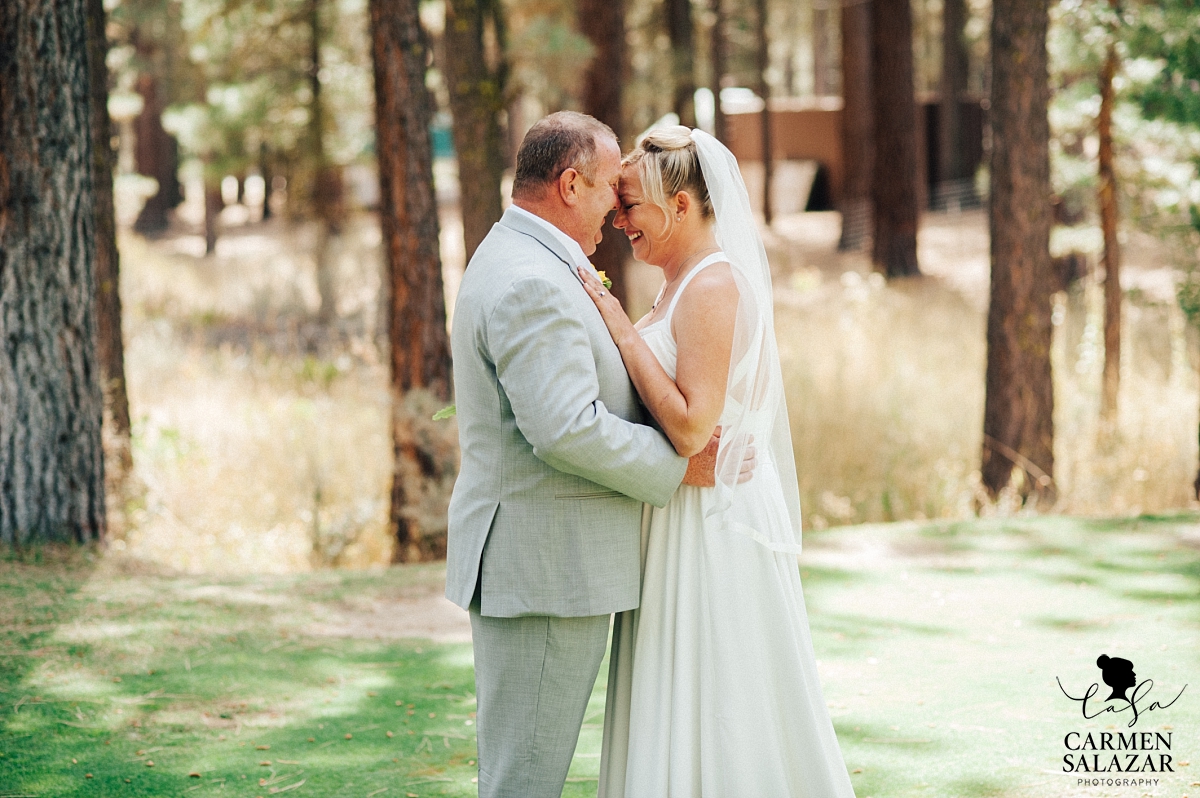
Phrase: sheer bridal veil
[{"left": 689, "top": 128, "right": 803, "bottom": 555}]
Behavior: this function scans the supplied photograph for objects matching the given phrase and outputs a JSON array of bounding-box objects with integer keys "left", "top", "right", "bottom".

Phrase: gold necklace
[{"left": 651, "top": 246, "right": 722, "bottom": 313}]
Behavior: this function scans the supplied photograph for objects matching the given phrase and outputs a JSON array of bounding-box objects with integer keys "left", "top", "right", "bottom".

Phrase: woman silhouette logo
[
  {"left": 1096, "top": 655, "right": 1137, "bottom": 702},
  {"left": 1058, "top": 654, "right": 1185, "bottom": 727}
]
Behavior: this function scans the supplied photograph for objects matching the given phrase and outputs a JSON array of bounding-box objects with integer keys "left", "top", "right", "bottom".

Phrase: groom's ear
[{"left": 558, "top": 168, "right": 580, "bottom": 206}]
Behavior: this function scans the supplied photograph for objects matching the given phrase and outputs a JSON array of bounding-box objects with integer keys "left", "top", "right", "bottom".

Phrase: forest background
[{"left": 1, "top": 0, "right": 1200, "bottom": 573}]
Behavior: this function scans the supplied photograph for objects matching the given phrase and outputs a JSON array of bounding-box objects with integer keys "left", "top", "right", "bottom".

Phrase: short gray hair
[{"left": 512, "top": 111, "right": 617, "bottom": 199}]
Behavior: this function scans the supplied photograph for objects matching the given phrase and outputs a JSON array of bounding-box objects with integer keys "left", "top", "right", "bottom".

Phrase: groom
[{"left": 445, "top": 111, "right": 719, "bottom": 797}]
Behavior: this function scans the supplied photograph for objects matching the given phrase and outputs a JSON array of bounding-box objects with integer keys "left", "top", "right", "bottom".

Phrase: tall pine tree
[
  {"left": 869, "top": 0, "right": 921, "bottom": 276},
  {"left": 578, "top": 0, "right": 632, "bottom": 306},
  {"left": 445, "top": 0, "right": 509, "bottom": 264},
  {"left": 370, "top": 0, "right": 454, "bottom": 560},
  {"left": 1, "top": 0, "right": 107, "bottom": 543},
  {"left": 87, "top": 0, "right": 134, "bottom": 507},
  {"left": 981, "top": 0, "right": 1056, "bottom": 503}
]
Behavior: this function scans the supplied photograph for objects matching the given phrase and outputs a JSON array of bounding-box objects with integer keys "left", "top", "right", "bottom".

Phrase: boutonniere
[{"left": 594, "top": 266, "right": 612, "bottom": 290}]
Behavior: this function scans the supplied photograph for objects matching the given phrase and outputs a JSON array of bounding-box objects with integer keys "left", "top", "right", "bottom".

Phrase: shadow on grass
[
  {"left": 0, "top": 546, "right": 101, "bottom": 702},
  {"left": 956, "top": 514, "right": 1200, "bottom": 611},
  {"left": 834, "top": 719, "right": 946, "bottom": 798},
  {"left": 818, "top": 612, "right": 953, "bottom": 641},
  {"left": 799, "top": 563, "right": 867, "bottom": 585},
  {"left": 944, "top": 776, "right": 1018, "bottom": 797},
  {"left": 0, "top": 557, "right": 480, "bottom": 798},
  {"left": 1032, "top": 616, "right": 1116, "bottom": 633},
  {"left": 836, "top": 719, "right": 942, "bottom": 749}
]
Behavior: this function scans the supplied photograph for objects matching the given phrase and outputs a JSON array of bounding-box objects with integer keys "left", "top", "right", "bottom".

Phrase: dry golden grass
[
  {"left": 117, "top": 220, "right": 397, "bottom": 573},
  {"left": 770, "top": 210, "right": 1198, "bottom": 528},
  {"left": 112, "top": 207, "right": 1198, "bottom": 573}
]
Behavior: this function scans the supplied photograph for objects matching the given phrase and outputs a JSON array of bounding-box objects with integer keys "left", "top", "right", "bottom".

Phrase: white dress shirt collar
[{"left": 508, "top": 204, "right": 597, "bottom": 275}]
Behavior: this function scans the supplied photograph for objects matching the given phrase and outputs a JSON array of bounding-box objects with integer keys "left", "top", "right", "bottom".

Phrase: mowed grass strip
[{"left": 3, "top": 513, "right": 1200, "bottom": 797}]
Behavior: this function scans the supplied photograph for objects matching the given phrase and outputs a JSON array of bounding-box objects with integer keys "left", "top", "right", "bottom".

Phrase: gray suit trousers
[{"left": 470, "top": 605, "right": 610, "bottom": 798}]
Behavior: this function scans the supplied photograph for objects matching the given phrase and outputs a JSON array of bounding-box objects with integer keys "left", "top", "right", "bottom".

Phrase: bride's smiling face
[{"left": 613, "top": 168, "right": 674, "bottom": 266}]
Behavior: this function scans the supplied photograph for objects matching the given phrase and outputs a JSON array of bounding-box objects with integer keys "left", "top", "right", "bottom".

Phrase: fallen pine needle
[{"left": 269, "top": 779, "right": 306, "bottom": 794}]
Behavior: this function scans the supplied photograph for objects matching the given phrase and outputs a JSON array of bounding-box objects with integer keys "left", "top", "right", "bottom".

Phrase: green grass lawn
[{"left": 2, "top": 514, "right": 1199, "bottom": 797}]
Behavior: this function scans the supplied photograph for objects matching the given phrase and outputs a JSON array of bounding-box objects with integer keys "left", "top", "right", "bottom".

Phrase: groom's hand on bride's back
[{"left": 681, "top": 428, "right": 756, "bottom": 487}]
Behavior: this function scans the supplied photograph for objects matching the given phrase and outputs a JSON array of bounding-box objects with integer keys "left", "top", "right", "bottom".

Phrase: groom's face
[{"left": 573, "top": 136, "right": 622, "bottom": 256}]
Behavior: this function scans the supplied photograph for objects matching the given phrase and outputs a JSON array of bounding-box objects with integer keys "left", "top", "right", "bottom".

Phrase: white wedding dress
[{"left": 598, "top": 253, "right": 857, "bottom": 798}]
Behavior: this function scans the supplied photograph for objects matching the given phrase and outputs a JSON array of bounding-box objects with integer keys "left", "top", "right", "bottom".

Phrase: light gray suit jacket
[{"left": 445, "top": 207, "right": 688, "bottom": 618}]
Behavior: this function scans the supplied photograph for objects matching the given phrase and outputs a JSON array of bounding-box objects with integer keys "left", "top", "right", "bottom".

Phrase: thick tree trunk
[
  {"left": 87, "top": 0, "right": 133, "bottom": 499},
  {"left": 0, "top": 0, "right": 107, "bottom": 544},
  {"left": 710, "top": 0, "right": 728, "bottom": 142},
  {"left": 444, "top": 0, "right": 508, "bottom": 264},
  {"left": 755, "top": 0, "right": 773, "bottom": 225},
  {"left": 1098, "top": 41, "right": 1121, "bottom": 423},
  {"left": 370, "top": 0, "right": 453, "bottom": 562},
  {"left": 667, "top": 0, "right": 696, "bottom": 127},
  {"left": 981, "top": 0, "right": 1055, "bottom": 503},
  {"left": 578, "top": 0, "right": 633, "bottom": 307},
  {"left": 838, "top": 0, "right": 871, "bottom": 251},
  {"left": 869, "top": 0, "right": 920, "bottom": 276},
  {"left": 132, "top": 70, "right": 180, "bottom": 234},
  {"left": 937, "top": 0, "right": 975, "bottom": 209}
]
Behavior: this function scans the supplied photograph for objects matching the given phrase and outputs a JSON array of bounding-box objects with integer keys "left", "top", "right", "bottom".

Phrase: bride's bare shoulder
[
  {"left": 672, "top": 261, "right": 738, "bottom": 341},
  {"left": 679, "top": 261, "right": 738, "bottom": 309}
]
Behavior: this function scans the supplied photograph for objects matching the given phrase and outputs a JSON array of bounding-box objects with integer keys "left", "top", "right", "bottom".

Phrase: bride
[{"left": 578, "top": 127, "right": 857, "bottom": 797}]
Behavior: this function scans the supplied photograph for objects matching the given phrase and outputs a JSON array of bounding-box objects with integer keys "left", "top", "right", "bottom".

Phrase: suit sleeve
[{"left": 486, "top": 275, "right": 687, "bottom": 507}]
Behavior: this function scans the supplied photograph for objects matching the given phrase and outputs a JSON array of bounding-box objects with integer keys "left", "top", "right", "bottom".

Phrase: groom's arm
[{"left": 487, "top": 275, "right": 687, "bottom": 507}]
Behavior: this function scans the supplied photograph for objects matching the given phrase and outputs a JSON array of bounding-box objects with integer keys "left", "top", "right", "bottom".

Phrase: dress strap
[{"left": 663, "top": 251, "right": 728, "bottom": 320}]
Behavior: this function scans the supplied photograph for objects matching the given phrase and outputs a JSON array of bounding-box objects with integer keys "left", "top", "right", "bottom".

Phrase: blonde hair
[{"left": 623, "top": 126, "right": 713, "bottom": 230}]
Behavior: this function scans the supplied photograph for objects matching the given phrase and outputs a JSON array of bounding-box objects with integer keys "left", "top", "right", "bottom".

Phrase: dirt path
[{"left": 301, "top": 577, "right": 473, "bottom": 643}]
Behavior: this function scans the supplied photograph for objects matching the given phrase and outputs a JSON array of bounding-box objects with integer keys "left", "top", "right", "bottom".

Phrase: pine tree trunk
[
  {"left": 838, "top": 0, "right": 871, "bottom": 251},
  {"left": 981, "top": 0, "right": 1055, "bottom": 503},
  {"left": 204, "top": 171, "right": 222, "bottom": 255},
  {"left": 705, "top": 0, "right": 724, "bottom": 141},
  {"left": 667, "top": 0, "right": 696, "bottom": 127},
  {"left": 755, "top": 0, "right": 773, "bottom": 225},
  {"left": 0, "top": 0, "right": 107, "bottom": 544},
  {"left": 309, "top": 0, "right": 343, "bottom": 326},
  {"left": 444, "top": 0, "right": 508, "bottom": 264},
  {"left": 370, "top": 0, "right": 453, "bottom": 562},
  {"left": 937, "top": 0, "right": 974, "bottom": 209},
  {"left": 260, "top": 143, "right": 274, "bottom": 221},
  {"left": 710, "top": 0, "right": 728, "bottom": 142},
  {"left": 578, "top": 0, "right": 632, "bottom": 307},
  {"left": 1098, "top": 41, "right": 1120, "bottom": 423},
  {"left": 813, "top": 2, "right": 831, "bottom": 96},
  {"left": 869, "top": 0, "right": 920, "bottom": 276},
  {"left": 87, "top": 0, "right": 133, "bottom": 499},
  {"left": 132, "top": 69, "right": 180, "bottom": 235}
]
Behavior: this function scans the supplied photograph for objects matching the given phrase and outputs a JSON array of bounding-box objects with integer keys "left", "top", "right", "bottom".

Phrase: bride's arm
[{"left": 580, "top": 265, "right": 737, "bottom": 458}]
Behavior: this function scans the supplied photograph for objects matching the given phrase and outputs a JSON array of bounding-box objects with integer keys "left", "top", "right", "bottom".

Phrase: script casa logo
[{"left": 1056, "top": 655, "right": 1187, "bottom": 779}]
